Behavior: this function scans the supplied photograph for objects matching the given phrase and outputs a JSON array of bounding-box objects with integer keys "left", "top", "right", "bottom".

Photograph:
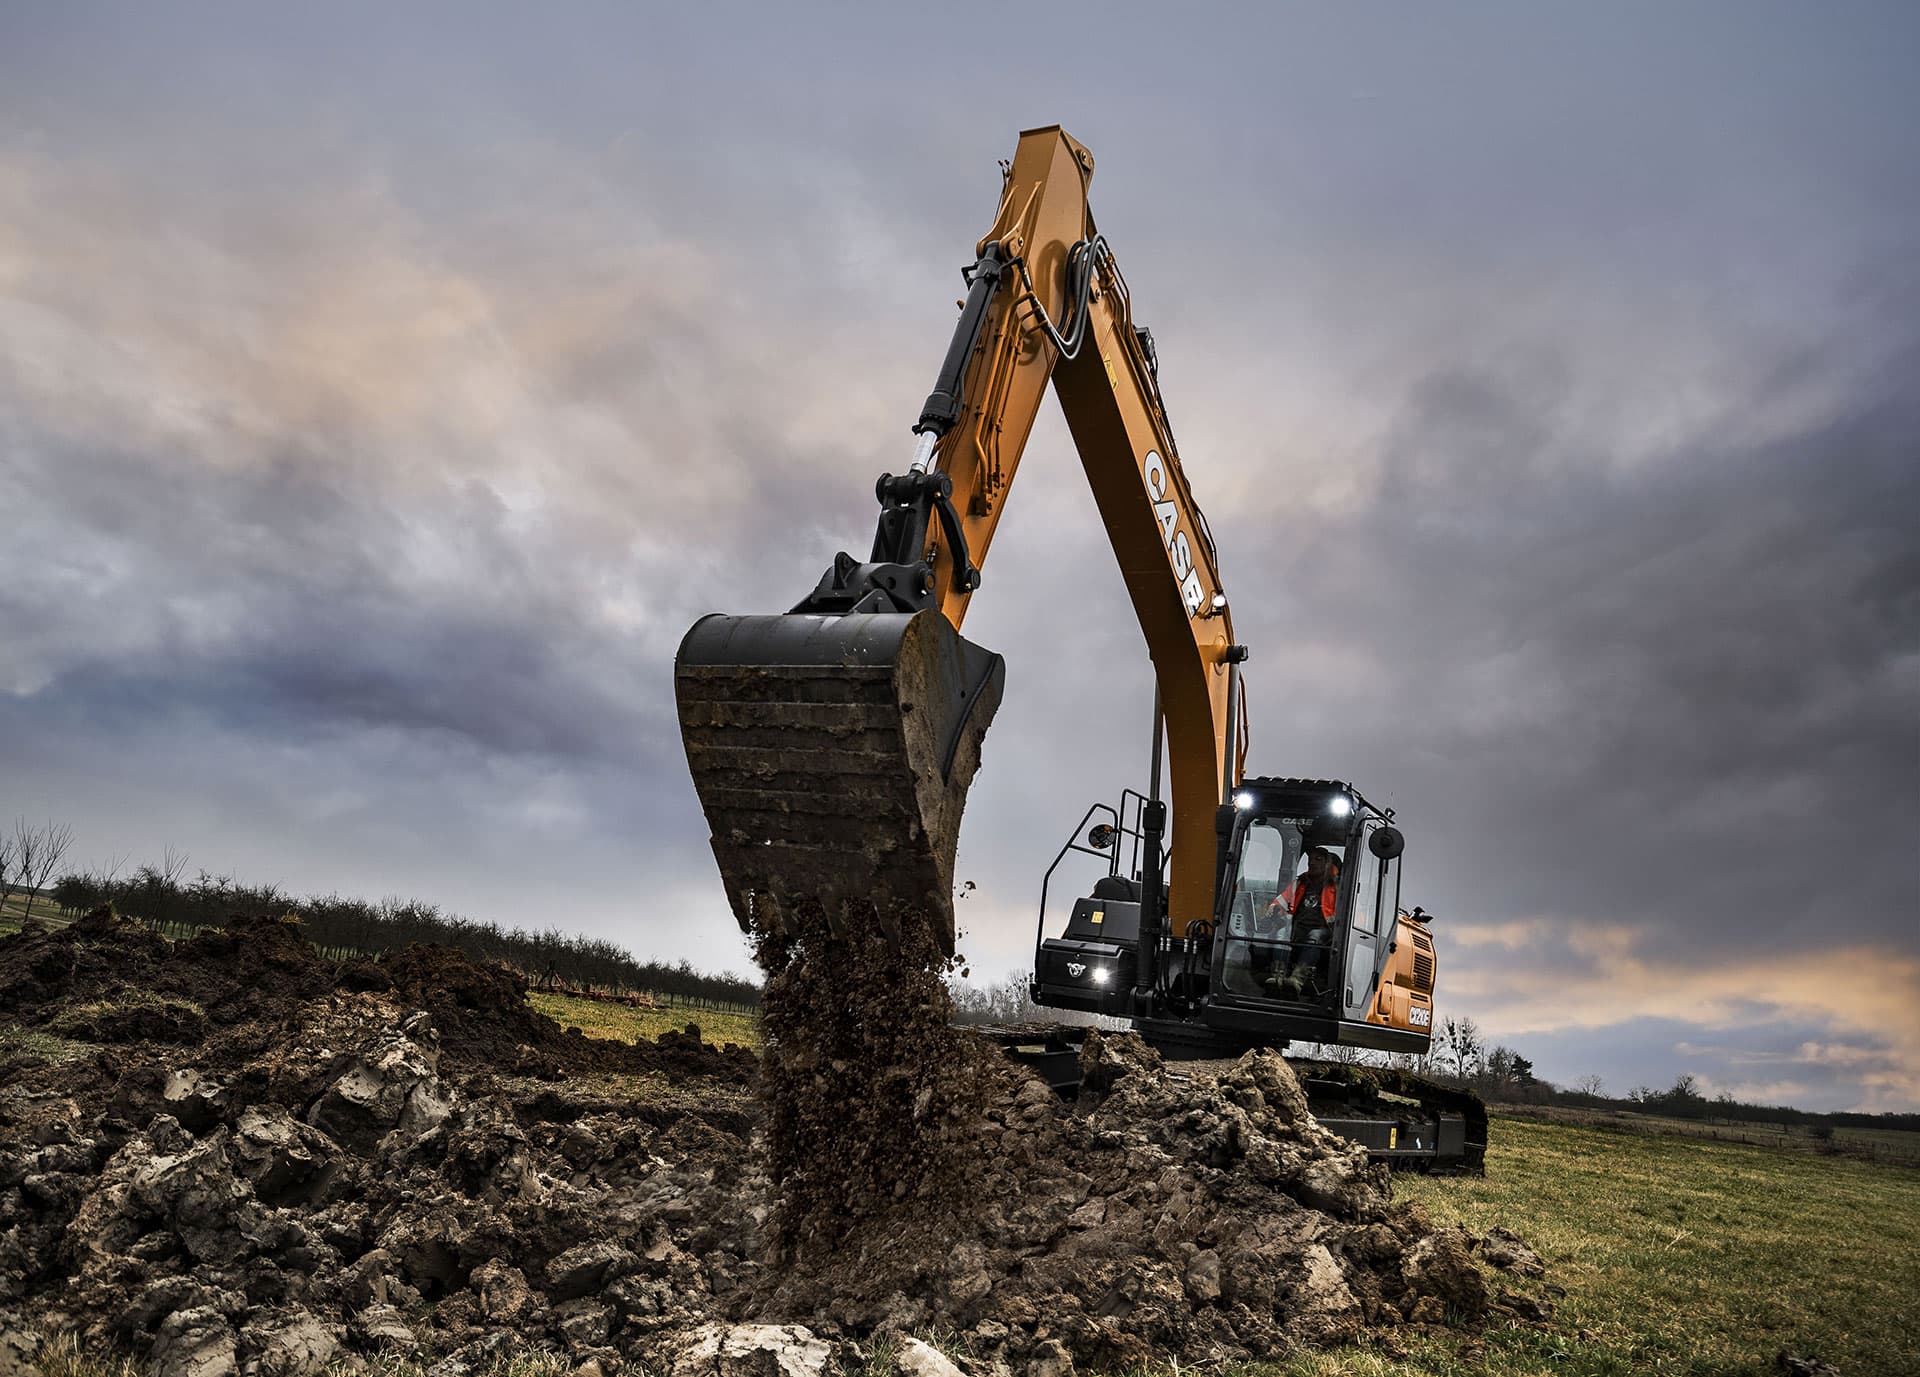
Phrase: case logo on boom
[{"left": 1142, "top": 450, "right": 1206, "bottom": 616}]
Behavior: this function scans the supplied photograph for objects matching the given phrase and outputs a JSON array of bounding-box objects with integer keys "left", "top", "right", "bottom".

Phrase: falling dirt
[
  {"left": 0, "top": 910, "right": 1550, "bottom": 1376},
  {"left": 752, "top": 899, "right": 991, "bottom": 1252}
]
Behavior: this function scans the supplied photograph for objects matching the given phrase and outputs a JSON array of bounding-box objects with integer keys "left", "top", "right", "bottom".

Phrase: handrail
[
  {"left": 1033, "top": 789, "right": 1170, "bottom": 964},
  {"left": 1035, "top": 801, "right": 1119, "bottom": 955}
]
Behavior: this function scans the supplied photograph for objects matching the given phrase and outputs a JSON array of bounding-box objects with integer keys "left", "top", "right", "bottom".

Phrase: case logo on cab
[
  {"left": 1141, "top": 450, "right": 1206, "bottom": 616},
  {"left": 1066, "top": 961, "right": 1087, "bottom": 978}
]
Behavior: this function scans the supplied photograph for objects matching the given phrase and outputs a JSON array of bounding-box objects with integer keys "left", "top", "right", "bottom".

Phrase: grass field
[
  {"left": 0, "top": 890, "right": 65, "bottom": 934},
  {"left": 1499, "top": 1103, "right": 1920, "bottom": 1166},
  {"left": 1260, "top": 1114, "right": 1920, "bottom": 1377},
  {"left": 527, "top": 990, "right": 761, "bottom": 1051}
]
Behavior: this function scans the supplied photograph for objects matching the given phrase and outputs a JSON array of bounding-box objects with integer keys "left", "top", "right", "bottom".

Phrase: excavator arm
[{"left": 676, "top": 126, "right": 1245, "bottom": 952}]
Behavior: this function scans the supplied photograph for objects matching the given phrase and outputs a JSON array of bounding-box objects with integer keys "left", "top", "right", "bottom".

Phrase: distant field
[
  {"left": 527, "top": 990, "right": 761, "bottom": 1052},
  {"left": 1498, "top": 1101, "right": 1920, "bottom": 1164},
  {"left": 0, "top": 891, "right": 66, "bottom": 934}
]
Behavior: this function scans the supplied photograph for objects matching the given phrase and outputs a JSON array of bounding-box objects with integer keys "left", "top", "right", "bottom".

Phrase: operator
[{"left": 1263, "top": 847, "right": 1340, "bottom": 997}]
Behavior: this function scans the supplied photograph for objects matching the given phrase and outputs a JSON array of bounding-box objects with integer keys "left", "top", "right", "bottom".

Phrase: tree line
[
  {"left": 1318, "top": 1015, "right": 1920, "bottom": 1133},
  {"left": 45, "top": 856, "right": 760, "bottom": 1009}
]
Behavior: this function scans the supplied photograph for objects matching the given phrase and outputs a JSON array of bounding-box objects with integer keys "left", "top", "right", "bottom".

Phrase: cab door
[{"left": 1341, "top": 818, "right": 1396, "bottom": 1021}]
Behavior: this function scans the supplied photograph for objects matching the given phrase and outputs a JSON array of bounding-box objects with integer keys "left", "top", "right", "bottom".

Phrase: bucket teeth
[{"left": 675, "top": 610, "right": 1004, "bottom": 954}]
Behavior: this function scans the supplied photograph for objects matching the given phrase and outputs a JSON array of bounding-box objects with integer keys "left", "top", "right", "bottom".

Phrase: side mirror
[
  {"left": 1087, "top": 824, "right": 1117, "bottom": 850},
  {"left": 1368, "top": 826, "right": 1405, "bottom": 860}
]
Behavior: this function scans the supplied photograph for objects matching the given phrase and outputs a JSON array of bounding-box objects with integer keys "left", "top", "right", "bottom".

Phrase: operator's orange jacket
[{"left": 1273, "top": 879, "right": 1339, "bottom": 929}]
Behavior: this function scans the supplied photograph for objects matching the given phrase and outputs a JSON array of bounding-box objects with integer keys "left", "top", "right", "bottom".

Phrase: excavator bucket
[{"left": 674, "top": 610, "right": 1004, "bottom": 955}]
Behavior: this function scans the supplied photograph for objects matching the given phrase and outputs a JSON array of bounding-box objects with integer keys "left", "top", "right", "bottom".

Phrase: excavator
[{"left": 675, "top": 126, "right": 1485, "bottom": 1171}]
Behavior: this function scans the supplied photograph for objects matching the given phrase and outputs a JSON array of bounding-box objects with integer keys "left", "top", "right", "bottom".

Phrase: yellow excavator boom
[{"left": 675, "top": 126, "right": 1244, "bottom": 950}]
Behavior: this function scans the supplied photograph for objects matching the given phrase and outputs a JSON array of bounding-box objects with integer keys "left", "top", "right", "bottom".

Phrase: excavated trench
[{"left": 0, "top": 911, "right": 1549, "bottom": 1377}]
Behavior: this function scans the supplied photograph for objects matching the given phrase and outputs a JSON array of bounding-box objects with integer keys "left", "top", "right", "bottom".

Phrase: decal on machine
[
  {"left": 1141, "top": 450, "right": 1207, "bottom": 616},
  {"left": 1409, "top": 1005, "right": 1431, "bottom": 1028},
  {"left": 1066, "top": 961, "right": 1087, "bottom": 978}
]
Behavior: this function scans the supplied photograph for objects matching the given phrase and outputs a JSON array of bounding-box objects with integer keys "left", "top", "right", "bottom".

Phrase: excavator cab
[
  {"left": 1032, "top": 777, "right": 1436, "bottom": 1056},
  {"left": 1216, "top": 818, "right": 1336, "bottom": 1002},
  {"left": 1200, "top": 778, "right": 1432, "bottom": 1049},
  {"left": 1028, "top": 775, "right": 1482, "bottom": 1171}
]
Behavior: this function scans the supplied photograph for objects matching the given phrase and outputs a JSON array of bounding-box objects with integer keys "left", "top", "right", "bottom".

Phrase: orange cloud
[{"left": 1447, "top": 923, "right": 1920, "bottom": 1109}]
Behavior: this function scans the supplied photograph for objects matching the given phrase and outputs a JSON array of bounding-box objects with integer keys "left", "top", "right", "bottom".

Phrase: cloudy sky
[{"left": 4, "top": 5, "right": 1915, "bottom": 1111}]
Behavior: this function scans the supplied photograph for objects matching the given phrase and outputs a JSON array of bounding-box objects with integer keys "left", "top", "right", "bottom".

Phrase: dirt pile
[
  {"left": 751, "top": 1021, "right": 1546, "bottom": 1370},
  {"left": 1, "top": 910, "right": 763, "bottom": 1376},
  {"left": 0, "top": 910, "right": 753, "bottom": 1087},
  {"left": 746, "top": 901, "right": 1551, "bottom": 1372},
  {"left": 0, "top": 910, "right": 1549, "bottom": 1376}
]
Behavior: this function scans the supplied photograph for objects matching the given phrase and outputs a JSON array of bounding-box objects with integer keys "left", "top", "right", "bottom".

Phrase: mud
[{"left": 0, "top": 910, "right": 1549, "bottom": 1377}]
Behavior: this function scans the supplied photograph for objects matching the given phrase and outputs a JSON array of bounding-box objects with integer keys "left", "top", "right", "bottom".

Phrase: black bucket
[{"left": 675, "top": 610, "right": 1004, "bottom": 954}]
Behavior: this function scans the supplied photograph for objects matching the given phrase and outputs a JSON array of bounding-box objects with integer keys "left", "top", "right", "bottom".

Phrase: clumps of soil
[
  {"left": 1, "top": 911, "right": 330, "bottom": 1049},
  {"left": 0, "top": 910, "right": 762, "bottom": 1376}
]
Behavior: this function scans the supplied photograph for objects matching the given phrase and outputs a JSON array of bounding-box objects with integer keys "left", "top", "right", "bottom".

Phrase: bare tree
[
  {"left": 16, "top": 820, "right": 75, "bottom": 922},
  {"left": 10, "top": 820, "right": 39, "bottom": 920},
  {"left": 1575, "top": 1073, "right": 1605, "bottom": 1098},
  {"left": 0, "top": 829, "right": 16, "bottom": 916},
  {"left": 1440, "top": 1016, "right": 1483, "bottom": 1083},
  {"left": 161, "top": 845, "right": 190, "bottom": 887}
]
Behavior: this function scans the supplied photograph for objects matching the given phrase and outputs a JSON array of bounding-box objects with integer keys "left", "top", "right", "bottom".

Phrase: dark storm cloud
[
  {"left": 1260, "top": 329, "right": 1920, "bottom": 952},
  {"left": 5, "top": 432, "right": 640, "bottom": 763}
]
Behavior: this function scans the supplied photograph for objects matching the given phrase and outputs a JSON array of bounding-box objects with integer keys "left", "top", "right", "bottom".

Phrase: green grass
[
  {"left": 527, "top": 990, "right": 761, "bottom": 1051},
  {"left": 0, "top": 890, "right": 67, "bottom": 936},
  {"left": 1832, "top": 1124, "right": 1920, "bottom": 1158},
  {"left": 1241, "top": 1114, "right": 1920, "bottom": 1377},
  {"left": 0, "top": 1025, "right": 89, "bottom": 1064},
  {"left": 48, "top": 988, "right": 205, "bottom": 1029}
]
